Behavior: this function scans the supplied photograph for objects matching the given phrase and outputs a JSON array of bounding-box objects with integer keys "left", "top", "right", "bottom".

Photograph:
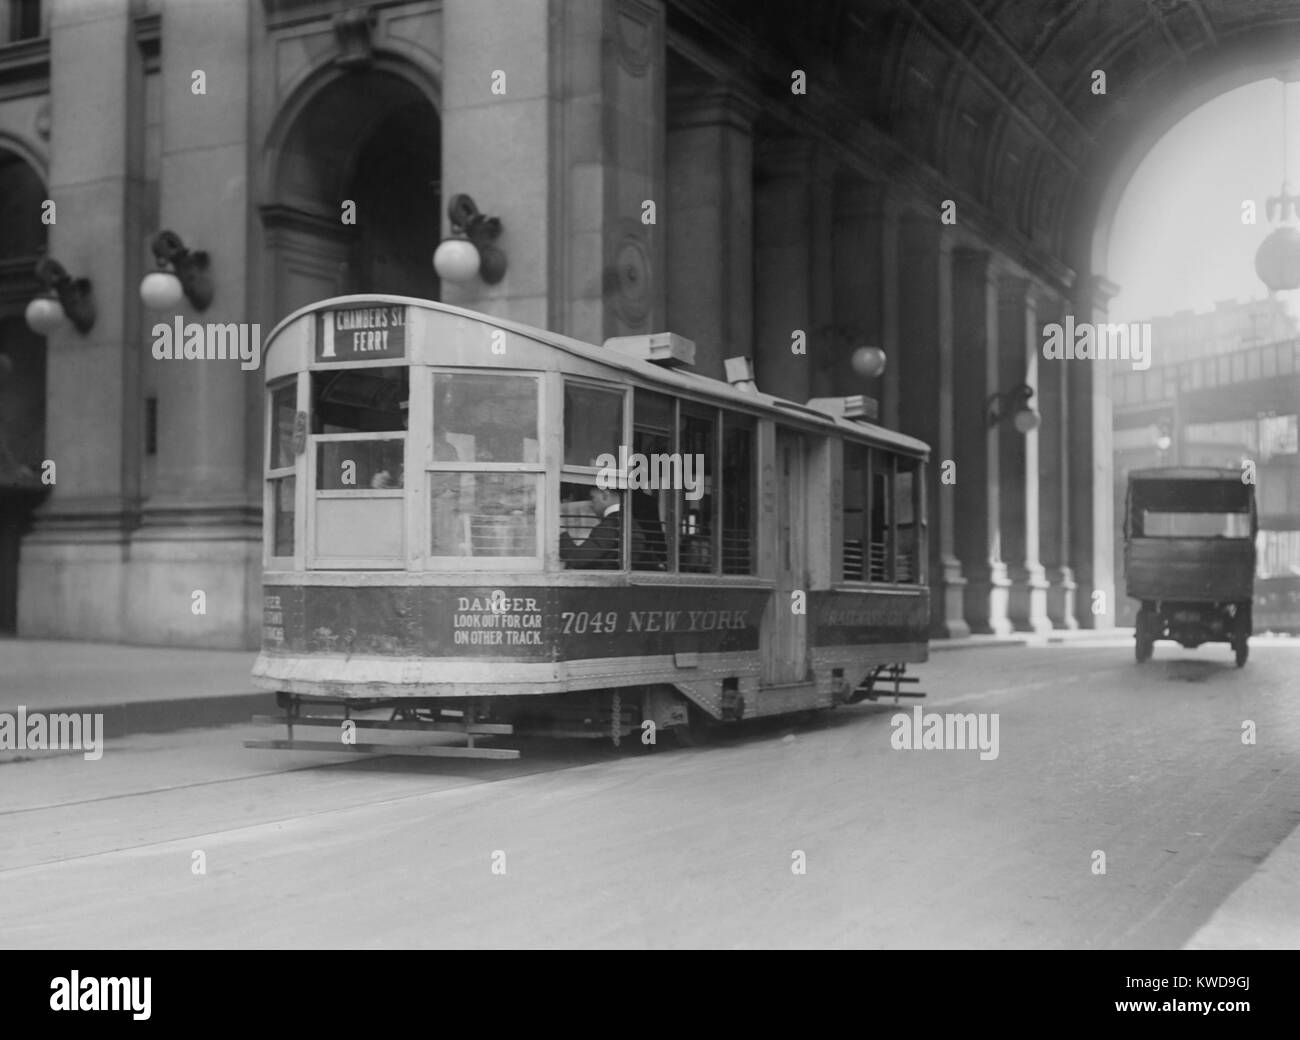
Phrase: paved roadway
[{"left": 1, "top": 638, "right": 1297, "bottom": 948}]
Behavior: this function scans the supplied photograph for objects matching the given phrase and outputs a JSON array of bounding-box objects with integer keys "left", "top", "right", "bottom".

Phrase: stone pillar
[
  {"left": 1037, "top": 291, "right": 1077, "bottom": 629},
  {"left": 952, "top": 248, "right": 1011, "bottom": 635},
  {"left": 1068, "top": 275, "right": 1119, "bottom": 628},
  {"left": 897, "top": 210, "right": 967, "bottom": 637},
  {"left": 753, "top": 138, "right": 816, "bottom": 402},
  {"left": 445, "top": 0, "right": 665, "bottom": 338},
  {"left": 828, "top": 179, "right": 899, "bottom": 424},
  {"left": 808, "top": 155, "right": 836, "bottom": 399},
  {"left": 442, "top": 0, "right": 557, "bottom": 328},
  {"left": 126, "top": 0, "right": 257, "bottom": 648},
  {"left": 665, "top": 85, "right": 758, "bottom": 380},
  {"left": 19, "top": 0, "right": 144, "bottom": 640},
  {"left": 997, "top": 276, "right": 1051, "bottom": 633}
]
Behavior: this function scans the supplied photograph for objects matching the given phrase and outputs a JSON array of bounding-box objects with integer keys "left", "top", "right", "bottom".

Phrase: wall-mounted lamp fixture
[
  {"left": 987, "top": 383, "right": 1040, "bottom": 433},
  {"left": 140, "top": 230, "right": 212, "bottom": 311},
  {"left": 25, "top": 257, "right": 96, "bottom": 335},
  {"left": 433, "top": 194, "right": 507, "bottom": 285}
]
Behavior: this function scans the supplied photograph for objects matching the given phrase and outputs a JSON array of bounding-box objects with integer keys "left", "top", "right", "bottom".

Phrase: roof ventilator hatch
[{"left": 603, "top": 332, "right": 696, "bottom": 369}]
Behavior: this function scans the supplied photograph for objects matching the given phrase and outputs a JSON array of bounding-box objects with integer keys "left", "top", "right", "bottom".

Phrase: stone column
[
  {"left": 753, "top": 138, "right": 816, "bottom": 402},
  {"left": 951, "top": 248, "right": 1011, "bottom": 635},
  {"left": 130, "top": 0, "right": 257, "bottom": 648},
  {"left": 997, "top": 276, "right": 1051, "bottom": 633},
  {"left": 665, "top": 85, "right": 758, "bottom": 380},
  {"left": 828, "top": 179, "right": 899, "bottom": 424},
  {"left": 1068, "top": 275, "right": 1119, "bottom": 628},
  {"left": 19, "top": 0, "right": 144, "bottom": 641},
  {"left": 441, "top": 0, "right": 560, "bottom": 329},
  {"left": 444, "top": 0, "right": 666, "bottom": 338},
  {"left": 1036, "top": 291, "right": 1077, "bottom": 629},
  {"left": 897, "top": 210, "right": 967, "bottom": 637}
]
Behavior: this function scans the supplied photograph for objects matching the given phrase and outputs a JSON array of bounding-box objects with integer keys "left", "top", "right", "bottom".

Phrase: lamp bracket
[
  {"left": 33, "top": 255, "right": 96, "bottom": 333},
  {"left": 150, "top": 230, "right": 213, "bottom": 311},
  {"left": 987, "top": 383, "right": 1034, "bottom": 428},
  {"left": 448, "top": 193, "right": 503, "bottom": 246}
]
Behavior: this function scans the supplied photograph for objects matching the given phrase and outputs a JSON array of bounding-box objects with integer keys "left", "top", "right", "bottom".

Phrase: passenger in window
[
  {"left": 370, "top": 458, "right": 403, "bottom": 489},
  {"left": 371, "top": 403, "right": 411, "bottom": 488},
  {"left": 632, "top": 490, "right": 667, "bottom": 569},
  {"left": 560, "top": 486, "right": 625, "bottom": 569}
]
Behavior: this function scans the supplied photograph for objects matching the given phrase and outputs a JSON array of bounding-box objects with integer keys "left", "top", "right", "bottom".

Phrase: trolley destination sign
[{"left": 315, "top": 305, "right": 407, "bottom": 362}]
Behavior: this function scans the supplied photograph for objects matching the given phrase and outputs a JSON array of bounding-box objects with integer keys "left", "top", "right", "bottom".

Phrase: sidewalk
[
  {"left": 1184, "top": 825, "right": 1300, "bottom": 949},
  {"left": 0, "top": 638, "right": 273, "bottom": 738}
]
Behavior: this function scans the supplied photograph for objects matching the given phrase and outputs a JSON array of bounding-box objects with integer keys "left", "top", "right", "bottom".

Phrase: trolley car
[{"left": 248, "top": 295, "right": 931, "bottom": 758}]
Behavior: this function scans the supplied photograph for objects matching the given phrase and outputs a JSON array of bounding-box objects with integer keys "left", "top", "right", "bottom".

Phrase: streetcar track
[{"left": 0, "top": 757, "right": 583, "bottom": 876}]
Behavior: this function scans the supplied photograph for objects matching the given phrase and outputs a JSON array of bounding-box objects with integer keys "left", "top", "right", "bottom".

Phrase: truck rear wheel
[{"left": 1135, "top": 611, "right": 1154, "bottom": 663}]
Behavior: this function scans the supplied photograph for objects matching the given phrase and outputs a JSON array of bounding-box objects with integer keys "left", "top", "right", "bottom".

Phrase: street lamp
[
  {"left": 987, "top": 383, "right": 1040, "bottom": 433},
  {"left": 433, "top": 194, "right": 507, "bottom": 285},
  {"left": 140, "top": 230, "right": 213, "bottom": 311},
  {"left": 25, "top": 257, "right": 96, "bottom": 335}
]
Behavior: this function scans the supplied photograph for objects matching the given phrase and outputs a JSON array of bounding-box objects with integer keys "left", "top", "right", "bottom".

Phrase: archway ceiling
[{"left": 670, "top": 0, "right": 1300, "bottom": 285}]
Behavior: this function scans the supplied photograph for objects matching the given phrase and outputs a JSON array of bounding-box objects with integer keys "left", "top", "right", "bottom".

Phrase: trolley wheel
[
  {"left": 1234, "top": 638, "right": 1249, "bottom": 668},
  {"left": 1135, "top": 613, "right": 1154, "bottom": 664}
]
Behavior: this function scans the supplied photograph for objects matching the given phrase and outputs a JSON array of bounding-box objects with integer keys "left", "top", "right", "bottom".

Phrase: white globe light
[
  {"left": 1013, "top": 408, "right": 1041, "bottom": 434},
  {"left": 140, "top": 270, "right": 184, "bottom": 310},
  {"left": 25, "top": 295, "right": 66, "bottom": 336},
  {"left": 851, "top": 346, "right": 887, "bottom": 379},
  {"left": 433, "top": 238, "right": 480, "bottom": 284}
]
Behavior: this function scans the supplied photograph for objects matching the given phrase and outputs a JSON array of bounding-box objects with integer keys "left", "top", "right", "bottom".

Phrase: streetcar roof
[{"left": 265, "top": 294, "right": 931, "bottom": 457}]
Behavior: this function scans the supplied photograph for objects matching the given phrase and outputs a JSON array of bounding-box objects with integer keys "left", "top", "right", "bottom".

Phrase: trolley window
[
  {"left": 560, "top": 382, "right": 627, "bottom": 569},
  {"left": 720, "top": 413, "right": 755, "bottom": 575},
  {"left": 266, "top": 379, "right": 297, "bottom": 560},
  {"left": 842, "top": 444, "right": 923, "bottom": 584},
  {"left": 429, "top": 372, "right": 541, "bottom": 559},
  {"left": 630, "top": 391, "right": 673, "bottom": 571},
  {"left": 309, "top": 366, "right": 408, "bottom": 567},
  {"left": 893, "top": 455, "right": 925, "bottom": 583},
  {"left": 843, "top": 444, "right": 870, "bottom": 580},
  {"left": 678, "top": 407, "right": 716, "bottom": 573}
]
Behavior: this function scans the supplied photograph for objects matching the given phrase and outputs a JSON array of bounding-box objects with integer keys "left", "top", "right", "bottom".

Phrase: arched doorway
[
  {"left": 0, "top": 147, "right": 48, "bottom": 634},
  {"left": 263, "top": 68, "right": 441, "bottom": 318}
]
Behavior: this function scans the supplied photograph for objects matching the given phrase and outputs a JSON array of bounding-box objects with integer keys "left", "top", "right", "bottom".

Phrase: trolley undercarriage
[{"left": 246, "top": 668, "right": 927, "bottom": 759}]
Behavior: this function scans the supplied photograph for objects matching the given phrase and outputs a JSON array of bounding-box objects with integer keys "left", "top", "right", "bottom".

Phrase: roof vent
[
  {"left": 807, "top": 395, "right": 879, "bottom": 422},
  {"left": 723, "top": 356, "right": 758, "bottom": 393},
  {"left": 603, "top": 332, "right": 696, "bottom": 368}
]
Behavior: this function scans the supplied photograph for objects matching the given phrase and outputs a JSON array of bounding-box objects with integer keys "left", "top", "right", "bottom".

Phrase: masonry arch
[{"left": 261, "top": 60, "right": 442, "bottom": 320}]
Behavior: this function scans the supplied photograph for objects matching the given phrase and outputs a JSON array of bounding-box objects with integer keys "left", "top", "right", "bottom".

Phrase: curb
[
  {"left": 1, "top": 692, "right": 278, "bottom": 740},
  {"left": 929, "top": 638, "right": 1029, "bottom": 652},
  {"left": 929, "top": 629, "right": 1133, "bottom": 652}
]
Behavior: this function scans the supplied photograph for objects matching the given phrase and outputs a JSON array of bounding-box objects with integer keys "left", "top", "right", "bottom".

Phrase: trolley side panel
[{"left": 261, "top": 583, "right": 770, "bottom": 663}]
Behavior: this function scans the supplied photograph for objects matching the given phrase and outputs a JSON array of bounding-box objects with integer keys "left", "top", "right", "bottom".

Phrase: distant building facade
[{"left": 1113, "top": 301, "right": 1300, "bottom": 631}]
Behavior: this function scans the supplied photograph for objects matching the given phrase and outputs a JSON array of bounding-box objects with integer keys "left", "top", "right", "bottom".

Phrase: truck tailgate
[{"left": 1125, "top": 538, "right": 1255, "bottom": 601}]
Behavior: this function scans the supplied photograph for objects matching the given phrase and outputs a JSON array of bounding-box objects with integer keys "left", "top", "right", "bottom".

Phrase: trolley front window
[
  {"left": 309, "top": 366, "right": 408, "bottom": 567},
  {"left": 429, "top": 372, "right": 541, "bottom": 559}
]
